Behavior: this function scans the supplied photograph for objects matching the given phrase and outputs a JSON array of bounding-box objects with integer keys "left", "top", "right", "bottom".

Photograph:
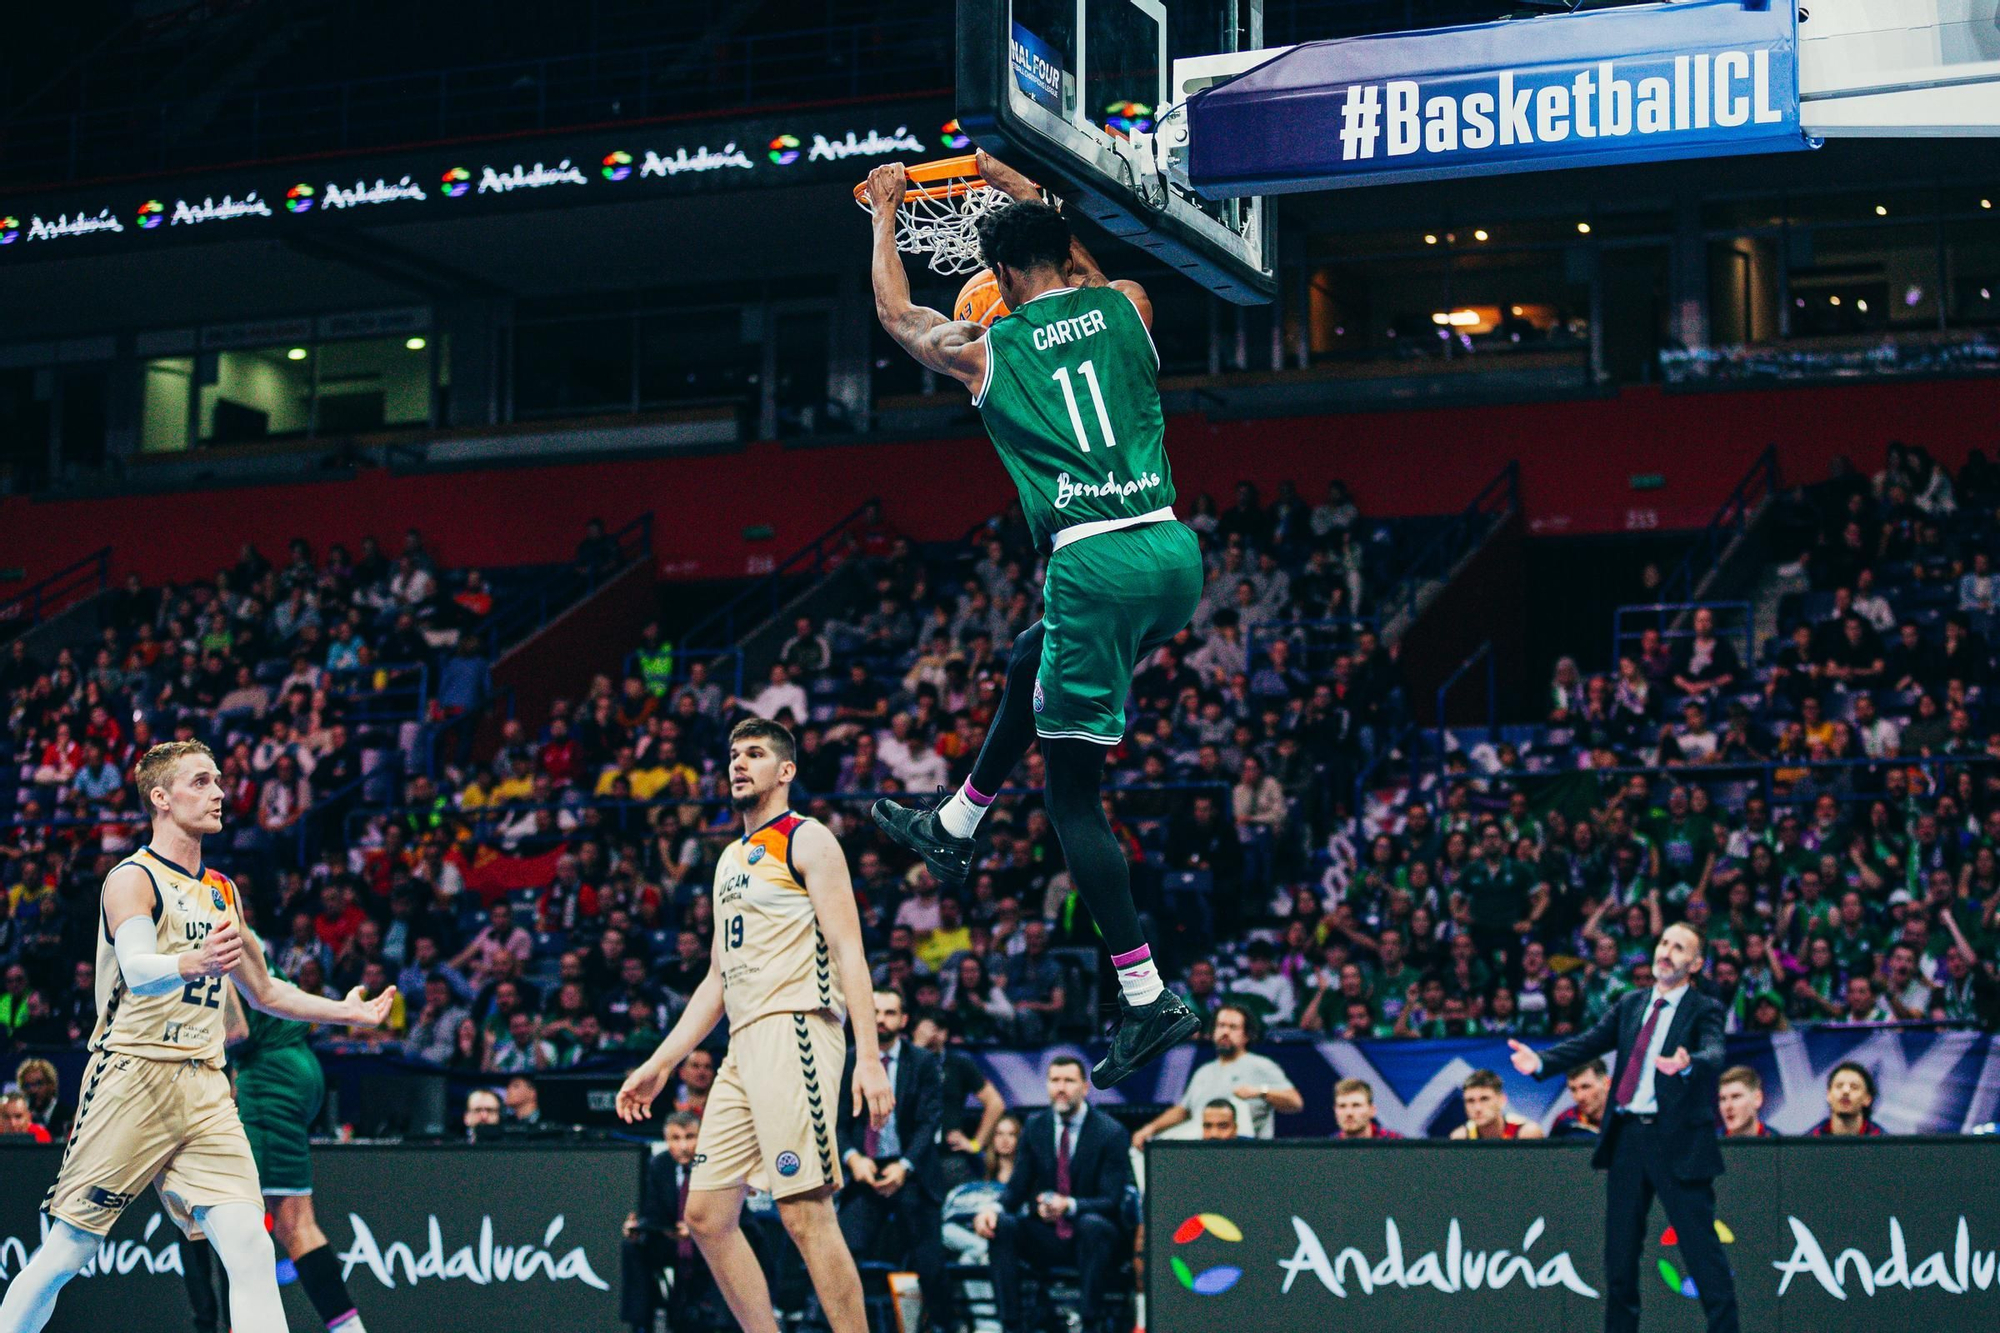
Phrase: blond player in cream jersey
[
  {"left": 0, "top": 741, "right": 394, "bottom": 1333},
  {"left": 618, "top": 717, "right": 893, "bottom": 1333}
]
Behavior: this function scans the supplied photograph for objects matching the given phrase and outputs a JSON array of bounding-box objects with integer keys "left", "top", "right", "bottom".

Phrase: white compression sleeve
[
  {"left": 197, "top": 1203, "right": 289, "bottom": 1333},
  {"left": 0, "top": 1217, "right": 101, "bottom": 1333},
  {"left": 113, "top": 913, "right": 185, "bottom": 997}
]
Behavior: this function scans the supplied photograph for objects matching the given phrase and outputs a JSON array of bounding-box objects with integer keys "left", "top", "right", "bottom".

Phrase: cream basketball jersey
[
  {"left": 711, "top": 811, "right": 844, "bottom": 1031},
  {"left": 89, "top": 845, "right": 241, "bottom": 1066}
]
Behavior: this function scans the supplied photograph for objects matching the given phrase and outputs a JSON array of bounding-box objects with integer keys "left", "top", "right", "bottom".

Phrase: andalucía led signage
[{"left": 0, "top": 100, "right": 954, "bottom": 260}]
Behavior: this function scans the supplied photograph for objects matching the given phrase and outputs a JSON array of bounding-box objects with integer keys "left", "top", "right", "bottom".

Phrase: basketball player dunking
[
  {"left": 865, "top": 152, "right": 1204, "bottom": 1086},
  {"left": 617, "top": 718, "right": 894, "bottom": 1333},
  {"left": 0, "top": 741, "right": 394, "bottom": 1333}
]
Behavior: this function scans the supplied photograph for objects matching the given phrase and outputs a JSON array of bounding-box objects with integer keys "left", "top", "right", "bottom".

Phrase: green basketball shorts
[
  {"left": 1035, "top": 518, "right": 1203, "bottom": 744},
  {"left": 233, "top": 1045, "right": 325, "bottom": 1196}
]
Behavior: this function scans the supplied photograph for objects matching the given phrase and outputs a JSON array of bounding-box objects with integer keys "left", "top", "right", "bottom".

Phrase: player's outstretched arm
[
  {"left": 865, "top": 162, "right": 989, "bottom": 390},
  {"left": 230, "top": 924, "right": 392, "bottom": 1027},
  {"left": 795, "top": 821, "right": 894, "bottom": 1129},
  {"left": 617, "top": 965, "right": 726, "bottom": 1122}
]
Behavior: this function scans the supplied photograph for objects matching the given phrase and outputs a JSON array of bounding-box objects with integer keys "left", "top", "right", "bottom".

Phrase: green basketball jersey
[{"left": 974, "top": 285, "right": 1175, "bottom": 548}]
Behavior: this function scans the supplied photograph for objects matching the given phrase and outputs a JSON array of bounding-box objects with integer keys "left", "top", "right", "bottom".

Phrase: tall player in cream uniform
[
  {"left": 0, "top": 742, "right": 394, "bottom": 1333},
  {"left": 618, "top": 718, "right": 893, "bottom": 1333}
]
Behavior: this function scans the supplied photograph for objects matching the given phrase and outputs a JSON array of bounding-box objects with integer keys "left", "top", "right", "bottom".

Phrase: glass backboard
[{"left": 957, "top": 0, "right": 1274, "bottom": 303}]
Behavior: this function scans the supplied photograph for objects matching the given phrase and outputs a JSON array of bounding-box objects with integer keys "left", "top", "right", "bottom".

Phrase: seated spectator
[
  {"left": 1842, "top": 975, "right": 1893, "bottom": 1023},
  {"left": 1670, "top": 608, "right": 1740, "bottom": 699},
  {"left": 1169, "top": 958, "right": 1229, "bottom": 1034},
  {"left": 1331, "top": 1078, "right": 1401, "bottom": 1140},
  {"left": 12, "top": 1057, "right": 69, "bottom": 1138},
  {"left": 405, "top": 974, "right": 470, "bottom": 1065},
  {"left": 657, "top": 930, "right": 709, "bottom": 1000},
  {"left": 504, "top": 1074, "right": 543, "bottom": 1126},
  {"left": 536, "top": 854, "right": 601, "bottom": 932},
  {"left": 1002, "top": 921, "right": 1068, "bottom": 1042},
  {"left": 487, "top": 1011, "right": 555, "bottom": 1073},
  {"left": 674, "top": 1048, "right": 718, "bottom": 1119},
  {"left": 942, "top": 1114, "right": 1022, "bottom": 1265},
  {"left": 463, "top": 1087, "right": 503, "bottom": 1140},
  {"left": 1228, "top": 940, "right": 1297, "bottom": 1026},
  {"left": 1198, "top": 1099, "right": 1238, "bottom": 1140},
  {"left": 452, "top": 901, "right": 533, "bottom": 984},
  {"left": 0, "top": 1091, "right": 51, "bottom": 1142},
  {"left": 621, "top": 1111, "right": 721, "bottom": 1333},
  {"left": 1663, "top": 702, "right": 1718, "bottom": 765},
  {"left": 1449, "top": 1069, "right": 1545, "bottom": 1140},
  {"left": 780, "top": 616, "right": 833, "bottom": 676},
  {"left": 1806, "top": 1061, "right": 1883, "bottom": 1137},
  {"left": 1548, "top": 1059, "right": 1610, "bottom": 1139},
  {"left": 1131, "top": 1005, "right": 1301, "bottom": 1145},
  {"left": 1717, "top": 1066, "right": 1777, "bottom": 1138},
  {"left": 972, "top": 1057, "right": 1131, "bottom": 1333},
  {"left": 1821, "top": 615, "right": 1885, "bottom": 691},
  {"left": 942, "top": 954, "right": 1014, "bottom": 1044}
]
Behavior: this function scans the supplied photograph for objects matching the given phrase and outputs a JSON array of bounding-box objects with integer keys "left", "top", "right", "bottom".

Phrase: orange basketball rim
[{"left": 854, "top": 155, "right": 1005, "bottom": 277}]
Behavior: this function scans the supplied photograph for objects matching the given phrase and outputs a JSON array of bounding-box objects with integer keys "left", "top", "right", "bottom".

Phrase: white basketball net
[{"left": 887, "top": 181, "right": 1011, "bottom": 276}]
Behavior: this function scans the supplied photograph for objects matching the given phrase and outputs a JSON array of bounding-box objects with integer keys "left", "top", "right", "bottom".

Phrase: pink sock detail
[
  {"left": 328, "top": 1313, "right": 360, "bottom": 1331},
  {"left": 1111, "top": 944, "right": 1152, "bottom": 968},
  {"left": 962, "top": 781, "right": 996, "bottom": 806}
]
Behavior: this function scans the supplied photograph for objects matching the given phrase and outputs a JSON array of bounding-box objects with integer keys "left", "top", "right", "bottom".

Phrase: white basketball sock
[
  {"left": 1113, "top": 944, "right": 1165, "bottom": 1006},
  {"left": 937, "top": 781, "right": 993, "bottom": 841}
]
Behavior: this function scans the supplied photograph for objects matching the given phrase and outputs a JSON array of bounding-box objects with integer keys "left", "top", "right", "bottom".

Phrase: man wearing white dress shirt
[{"left": 1510, "top": 923, "right": 1736, "bottom": 1333}]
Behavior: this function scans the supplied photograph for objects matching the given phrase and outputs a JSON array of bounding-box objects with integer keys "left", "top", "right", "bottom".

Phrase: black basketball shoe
[
  {"left": 869, "top": 796, "right": 976, "bottom": 891},
  {"left": 1092, "top": 990, "right": 1200, "bottom": 1089}
]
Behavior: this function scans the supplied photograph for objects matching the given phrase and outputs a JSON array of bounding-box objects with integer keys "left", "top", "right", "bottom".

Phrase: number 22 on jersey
[{"left": 1050, "top": 360, "right": 1117, "bottom": 453}]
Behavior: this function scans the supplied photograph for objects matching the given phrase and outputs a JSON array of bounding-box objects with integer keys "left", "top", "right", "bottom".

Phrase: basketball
[{"left": 954, "top": 269, "right": 1009, "bottom": 326}]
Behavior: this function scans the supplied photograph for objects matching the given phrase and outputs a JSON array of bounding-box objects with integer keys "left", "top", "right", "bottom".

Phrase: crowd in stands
[
  {"left": 5, "top": 459, "right": 1996, "bottom": 1087},
  {"left": 1319, "top": 443, "right": 2000, "bottom": 1052},
  {"left": 5, "top": 453, "right": 1997, "bottom": 1333}
]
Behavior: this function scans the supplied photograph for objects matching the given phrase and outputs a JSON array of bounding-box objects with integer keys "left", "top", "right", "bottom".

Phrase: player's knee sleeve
[
  {"left": 33, "top": 1219, "right": 100, "bottom": 1275},
  {"left": 0, "top": 1218, "right": 102, "bottom": 1333},
  {"left": 196, "top": 1203, "right": 289, "bottom": 1332},
  {"left": 198, "top": 1202, "right": 275, "bottom": 1275}
]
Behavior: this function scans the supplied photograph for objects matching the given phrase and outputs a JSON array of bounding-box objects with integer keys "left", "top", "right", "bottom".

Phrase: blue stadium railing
[
  {"left": 0, "top": 546, "right": 112, "bottom": 644},
  {"left": 1372, "top": 460, "right": 1520, "bottom": 632},
  {"left": 475, "top": 512, "right": 654, "bottom": 654},
  {"left": 1658, "top": 445, "right": 1781, "bottom": 611},
  {"left": 678, "top": 497, "right": 879, "bottom": 653}
]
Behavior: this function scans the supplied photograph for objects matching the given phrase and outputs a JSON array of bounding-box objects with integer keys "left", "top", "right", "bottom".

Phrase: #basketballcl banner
[{"left": 1189, "top": 0, "right": 1814, "bottom": 196}]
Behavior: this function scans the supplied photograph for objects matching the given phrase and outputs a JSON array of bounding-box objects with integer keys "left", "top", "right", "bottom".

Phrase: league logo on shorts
[
  {"left": 747, "top": 844, "right": 767, "bottom": 865},
  {"left": 775, "top": 1151, "right": 802, "bottom": 1177},
  {"left": 1033, "top": 679, "right": 1045, "bottom": 713}
]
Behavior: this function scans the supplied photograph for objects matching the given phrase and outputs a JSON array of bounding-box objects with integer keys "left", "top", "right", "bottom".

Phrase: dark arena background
[{"left": 1, "top": 3, "right": 1998, "bottom": 1332}]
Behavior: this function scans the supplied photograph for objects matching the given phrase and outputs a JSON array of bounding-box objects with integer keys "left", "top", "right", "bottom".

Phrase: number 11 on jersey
[{"left": 1051, "top": 360, "right": 1118, "bottom": 454}]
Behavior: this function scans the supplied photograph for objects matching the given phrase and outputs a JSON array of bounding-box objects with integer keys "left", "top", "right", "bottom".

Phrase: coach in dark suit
[
  {"left": 621, "top": 1111, "right": 720, "bottom": 1333},
  {"left": 835, "top": 991, "right": 948, "bottom": 1331},
  {"left": 973, "top": 1055, "right": 1131, "bottom": 1333},
  {"left": 1509, "top": 922, "right": 1737, "bottom": 1333}
]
